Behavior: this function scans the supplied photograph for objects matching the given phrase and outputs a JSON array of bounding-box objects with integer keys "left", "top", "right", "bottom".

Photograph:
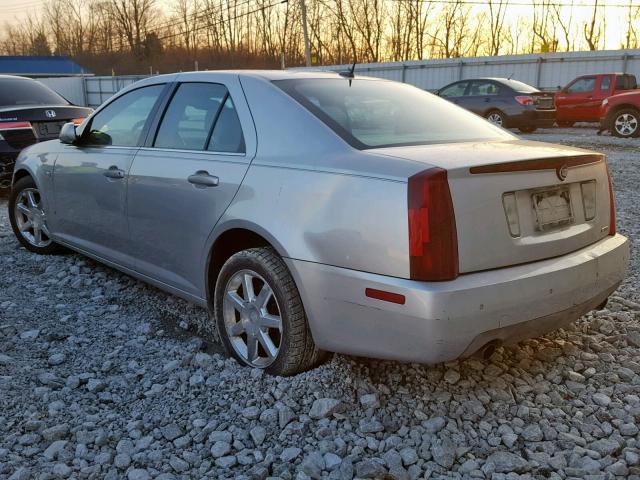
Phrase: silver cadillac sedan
[{"left": 8, "top": 71, "right": 629, "bottom": 375}]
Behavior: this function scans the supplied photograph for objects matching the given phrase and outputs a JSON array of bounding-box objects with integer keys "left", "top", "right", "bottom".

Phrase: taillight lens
[
  {"left": 408, "top": 167, "right": 458, "bottom": 281},
  {"left": 515, "top": 96, "right": 534, "bottom": 106},
  {"left": 0, "top": 121, "right": 32, "bottom": 130},
  {"left": 72, "top": 118, "right": 85, "bottom": 125},
  {"left": 606, "top": 164, "right": 616, "bottom": 235}
]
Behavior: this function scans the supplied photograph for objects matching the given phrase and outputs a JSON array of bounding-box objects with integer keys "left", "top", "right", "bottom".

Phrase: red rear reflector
[
  {"left": 606, "top": 163, "right": 616, "bottom": 235},
  {"left": 365, "top": 288, "right": 406, "bottom": 305},
  {"left": 0, "top": 121, "right": 32, "bottom": 130},
  {"left": 408, "top": 167, "right": 459, "bottom": 281},
  {"left": 71, "top": 118, "right": 85, "bottom": 125}
]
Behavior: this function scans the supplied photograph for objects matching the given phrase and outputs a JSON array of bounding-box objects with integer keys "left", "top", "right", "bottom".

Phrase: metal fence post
[
  {"left": 535, "top": 57, "right": 543, "bottom": 89},
  {"left": 458, "top": 61, "right": 464, "bottom": 80},
  {"left": 401, "top": 63, "right": 407, "bottom": 83}
]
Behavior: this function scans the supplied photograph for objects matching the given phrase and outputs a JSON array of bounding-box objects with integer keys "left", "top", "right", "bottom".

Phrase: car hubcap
[
  {"left": 614, "top": 113, "right": 638, "bottom": 136},
  {"left": 223, "top": 269, "right": 282, "bottom": 368},
  {"left": 488, "top": 113, "right": 503, "bottom": 126},
  {"left": 14, "top": 188, "right": 52, "bottom": 248}
]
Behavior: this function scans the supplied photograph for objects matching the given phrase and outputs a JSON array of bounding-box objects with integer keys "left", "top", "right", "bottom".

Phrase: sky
[{"left": 0, "top": 0, "right": 635, "bottom": 52}]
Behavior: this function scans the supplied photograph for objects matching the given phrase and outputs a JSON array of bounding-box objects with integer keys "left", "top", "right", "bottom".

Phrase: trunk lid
[
  {"left": 0, "top": 105, "right": 91, "bottom": 147},
  {"left": 529, "top": 91, "right": 555, "bottom": 110},
  {"left": 375, "top": 140, "right": 612, "bottom": 274}
]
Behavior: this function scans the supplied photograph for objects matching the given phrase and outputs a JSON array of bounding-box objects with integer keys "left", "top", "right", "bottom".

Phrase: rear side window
[
  {"left": 600, "top": 76, "right": 611, "bottom": 91},
  {"left": 0, "top": 78, "right": 69, "bottom": 107},
  {"left": 155, "top": 83, "right": 227, "bottom": 150},
  {"left": 85, "top": 85, "right": 164, "bottom": 147},
  {"left": 208, "top": 97, "right": 245, "bottom": 153},
  {"left": 567, "top": 77, "right": 595, "bottom": 93},
  {"left": 439, "top": 82, "right": 467, "bottom": 98},
  {"left": 468, "top": 81, "right": 500, "bottom": 96},
  {"left": 154, "top": 82, "right": 245, "bottom": 153}
]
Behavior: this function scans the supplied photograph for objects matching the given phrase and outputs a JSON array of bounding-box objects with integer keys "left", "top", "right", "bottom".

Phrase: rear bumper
[
  {"left": 286, "top": 234, "right": 629, "bottom": 363},
  {"left": 509, "top": 109, "right": 556, "bottom": 128}
]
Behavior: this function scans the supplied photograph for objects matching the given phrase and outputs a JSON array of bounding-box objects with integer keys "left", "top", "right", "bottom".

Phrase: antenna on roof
[
  {"left": 339, "top": 61, "right": 357, "bottom": 86},
  {"left": 507, "top": 72, "right": 514, "bottom": 80}
]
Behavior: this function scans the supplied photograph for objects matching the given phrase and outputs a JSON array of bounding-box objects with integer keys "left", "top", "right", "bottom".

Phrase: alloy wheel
[
  {"left": 614, "top": 113, "right": 638, "bottom": 137},
  {"left": 487, "top": 112, "right": 503, "bottom": 126},
  {"left": 13, "top": 188, "right": 52, "bottom": 248},
  {"left": 223, "top": 269, "right": 283, "bottom": 368}
]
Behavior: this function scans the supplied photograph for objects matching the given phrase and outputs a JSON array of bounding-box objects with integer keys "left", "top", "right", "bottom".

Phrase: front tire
[
  {"left": 214, "top": 247, "right": 327, "bottom": 376},
  {"left": 8, "top": 176, "right": 65, "bottom": 255},
  {"left": 610, "top": 108, "right": 640, "bottom": 138}
]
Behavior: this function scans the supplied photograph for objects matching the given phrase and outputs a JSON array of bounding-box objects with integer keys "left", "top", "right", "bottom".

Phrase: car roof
[
  {"left": 150, "top": 69, "right": 368, "bottom": 82},
  {"left": 0, "top": 74, "right": 36, "bottom": 81}
]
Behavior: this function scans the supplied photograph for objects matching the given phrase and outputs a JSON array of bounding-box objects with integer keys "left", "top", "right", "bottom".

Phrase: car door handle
[
  {"left": 188, "top": 171, "right": 219, "bottom": 187},
  {"left": 103, "top": 166, "right": 125, "bottom": 179}
]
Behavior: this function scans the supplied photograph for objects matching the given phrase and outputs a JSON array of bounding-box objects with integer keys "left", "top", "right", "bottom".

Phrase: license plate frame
[{"left": 531, "top": 186, "right": 574, "bottom": 231}]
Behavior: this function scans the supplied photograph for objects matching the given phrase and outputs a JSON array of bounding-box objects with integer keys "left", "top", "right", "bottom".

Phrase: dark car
[
  {"left": 0, "top": 75, "right": 92, "bottom": 188},
  {"left": 436, "top": 78, "right": 555, "bottom": 133}
]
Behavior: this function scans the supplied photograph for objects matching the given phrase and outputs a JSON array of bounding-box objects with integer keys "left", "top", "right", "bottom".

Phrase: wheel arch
[
  {"left": 606, "top": 103, "right": 640, "bottom": 124},
  {"left": 12, "top": 167, "right": 35, "bottom": 185},
  {"left": 204, "top": 221, "right": 290, "bottom": 309}
]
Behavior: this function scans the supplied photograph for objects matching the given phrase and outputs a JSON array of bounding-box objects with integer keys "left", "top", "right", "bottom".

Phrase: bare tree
[
  {"left": 110, "top": 0, "right": 156, "bottom": 58},
  {"left": 583, "top": 0, "right": 605, "bottom": 51},
  {"left": 487, "top": 0, "right": 509, "bottom": 56},
  {"left": 623, "top": 0, "right": 640, "bottom": 49},
  {"left": 553, "top": 1, "right": 574, "bottom": 52}
]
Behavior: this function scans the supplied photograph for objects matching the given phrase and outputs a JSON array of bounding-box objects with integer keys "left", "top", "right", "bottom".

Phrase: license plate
[
  {"left": 35, "top": 122, "right": 63, "bottom": 138},
  {"left": 532, "top": 187, "right": 573, "bottom": 231}
]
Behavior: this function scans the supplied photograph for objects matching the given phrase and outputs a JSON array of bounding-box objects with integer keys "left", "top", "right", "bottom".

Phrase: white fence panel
[
  {"left": 296, "top": 49, "right": 640, "bottom": 91},
  {"left": 84, "top": 75, "right": 148, "bottom": 108},
  {"left": 37, "top": 77, "right": 86, "bottom": 106}
]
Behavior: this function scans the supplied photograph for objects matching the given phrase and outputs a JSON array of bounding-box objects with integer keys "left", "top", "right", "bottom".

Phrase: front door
[
  {"left": 462, "top": 80, "right": 501, "bottom": 115},
  {"left": 51, "top": 84, "right": 165, "bottom": 266},
  {"left": 438, "top": 81, "right": 469, "bottom": 106},
  {"left": 127, "top": 77, "right": 255, "bottom": 297},
  {"left": 556, "top": 76, "right": 597, "bottom": 122}
]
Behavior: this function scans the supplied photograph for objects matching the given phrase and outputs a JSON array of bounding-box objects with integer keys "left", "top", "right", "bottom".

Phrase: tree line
[{"left": 1, "top": 0, "right": 639, "bottom": 75}]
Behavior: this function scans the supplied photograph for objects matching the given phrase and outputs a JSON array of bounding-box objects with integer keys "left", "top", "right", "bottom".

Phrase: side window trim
[
  {"left": 143, "top": 82, "right": 179, "bottom": 148},
  {"left": 79, "top": 83, "right": 168, "bottom": 148}
]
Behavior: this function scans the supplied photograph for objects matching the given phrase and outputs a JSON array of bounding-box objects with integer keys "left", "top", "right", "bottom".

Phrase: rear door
[
  {"left": 127, "top": 75, "right": 255, "bottom": 297},
  {"left": 556, "top": 76, "right": 598, "bottom": 122},
  {"left": 51, "top": 83, "right": 167, "bottom": 266},
  {"left": 462, "top": 80, "right": 502, "bottom": 115}
]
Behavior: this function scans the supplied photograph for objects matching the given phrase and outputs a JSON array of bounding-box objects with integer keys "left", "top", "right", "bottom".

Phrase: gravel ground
[{"left": 1, "top": 128, "right": 639, "bottom": 480}]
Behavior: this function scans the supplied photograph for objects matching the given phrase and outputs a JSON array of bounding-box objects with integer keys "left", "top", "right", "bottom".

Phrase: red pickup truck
[{"left": 555, "top": 73, "right": 637, "bottom": 126}]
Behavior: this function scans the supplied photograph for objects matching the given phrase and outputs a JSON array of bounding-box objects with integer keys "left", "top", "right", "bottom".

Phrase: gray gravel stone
[{"left": 309, "top": 398, "right": 343, "bottom": 419}]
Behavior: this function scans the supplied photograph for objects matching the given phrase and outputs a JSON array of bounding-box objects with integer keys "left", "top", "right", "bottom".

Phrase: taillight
[
  {"left": 606, "top": 164, "right": 616, "bottom": 235},
  {"left": 515, "top": 96, "right": 534, "bottom": 106},
  {"left": 0, "top": 121, "right": 32, "bottom": 130},
  {"left": 408, "top": 167, "right": 458, "bottom": 281},
  {"left": 72, "top": 118, "right": 85, "bottom": 125}
]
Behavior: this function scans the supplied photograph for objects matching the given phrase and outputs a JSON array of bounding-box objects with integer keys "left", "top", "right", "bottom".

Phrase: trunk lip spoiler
[{"left": 469, "top": 154, "right": 604, "bottom": 175}]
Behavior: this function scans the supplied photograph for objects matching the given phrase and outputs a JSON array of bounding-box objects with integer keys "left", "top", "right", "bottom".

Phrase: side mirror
[
  {"left": 59, "top": 122, "right": 78, "bottom": 144},
  {"left": 557, "top": 85, "right": 562, "bottom": 91}
]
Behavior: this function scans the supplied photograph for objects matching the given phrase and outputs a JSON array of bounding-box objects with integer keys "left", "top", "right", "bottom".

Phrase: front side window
[
  {"left": 600, "top": 75, "right": 611, "bottom": 91},
  {"left": 567, "top": 77, "right": 596, "bottom": 93},
  {"left": 275, "top": 78, "right": 512, "bottom": 149},
  {"left": 439, "top": 82, "right": 468, "bottom": 98},
  {"left": 155, "top": 83, "right": 228, "bottom": 150},
  {"left": 468, "top": 81, "right": 500, "bottom": 96},
  {"left": 85, "top": 85, "right": 164, "bottom": 147}
]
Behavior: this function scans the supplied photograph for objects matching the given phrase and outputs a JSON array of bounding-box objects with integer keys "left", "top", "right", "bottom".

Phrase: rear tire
[
  {"left": 485, "top": 110, "right": 506, "bottom": 128},
  {"left": 214, "top": 247, "right": 328, "bottom": 376},
  {"left": 8, "top": 176, "right": 65, "bottom": 255},
  {"left": 556, "top": 121, "right": 574, "bottom": 128},
  {"left": 518, "top": 126, "right": 537, "bottom": 133},
  {"left": 610, "top": 108, "right": 640, "bottom": 138}
]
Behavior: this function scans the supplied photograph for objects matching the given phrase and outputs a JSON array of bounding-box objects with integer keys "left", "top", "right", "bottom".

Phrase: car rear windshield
[
  {"left": 274, "top": 78, "right": 512, "bottom": 149},
  {"left": 0, "top": 78, "right": 69, "bottom": 107}
]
